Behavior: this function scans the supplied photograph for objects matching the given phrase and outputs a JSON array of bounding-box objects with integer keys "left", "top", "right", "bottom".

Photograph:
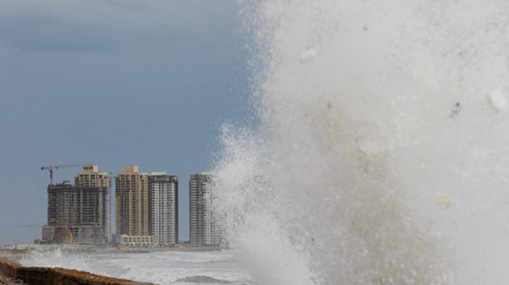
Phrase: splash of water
[{"left": 214, "top": 0, "right": 509, "bottom": 284}]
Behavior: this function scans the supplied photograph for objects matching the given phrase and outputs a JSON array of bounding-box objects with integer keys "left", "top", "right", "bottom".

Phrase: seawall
[{"left": 0, "top": 257, "right": 154, "bottom": 285}]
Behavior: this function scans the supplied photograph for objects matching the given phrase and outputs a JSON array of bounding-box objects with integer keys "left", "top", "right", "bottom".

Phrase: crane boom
[{"left": 41, "top": 163, "right": 92, "bottom": 185}]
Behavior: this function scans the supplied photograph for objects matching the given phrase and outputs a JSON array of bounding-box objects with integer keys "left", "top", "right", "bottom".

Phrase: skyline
[
  {"left": 41, "top": 164, "right": 205, "bottom": 244},
  {"left": 0, "top": 1, "right": 253, "bottom": 245}
]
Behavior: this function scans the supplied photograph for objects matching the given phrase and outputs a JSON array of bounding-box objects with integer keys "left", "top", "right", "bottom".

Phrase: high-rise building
[
  {"left": 115, "top": 165, "right": 150, "bottom": 237},
  {"left": 189, "top": 172, "right": 223, "bottom": 247},
  {"left": 74, "top": 165, "right": 110, "bottom": 243},
  {"left": 44, "top": 182, "right": 77, "bottom": 244},
  {"left": 148, "top": 172, "right": 178, "bottom": 246},
  {"left": 42, "top": 165, "right": 110, "bottom": 244}
]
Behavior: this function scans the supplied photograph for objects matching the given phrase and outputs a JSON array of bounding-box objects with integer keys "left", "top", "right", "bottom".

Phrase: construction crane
[{"left": 41, "top": 163, "right": 92, "bottom": 185}]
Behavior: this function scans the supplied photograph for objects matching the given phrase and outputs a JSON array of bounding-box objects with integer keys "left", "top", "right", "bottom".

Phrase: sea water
[
  {"left": 213, "top": 1, "right": 509, "bottom": 284},
  {"left": 18, "top": 248, "right": 253, "bottom": 285}
]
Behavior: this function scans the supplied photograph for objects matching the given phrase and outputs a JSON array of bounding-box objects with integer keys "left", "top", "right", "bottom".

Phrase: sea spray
[{"left": 214, "top": 1, "right": 509, "bottom": 284}]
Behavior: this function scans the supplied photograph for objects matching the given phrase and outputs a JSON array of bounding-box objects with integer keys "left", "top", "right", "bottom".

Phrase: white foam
[
  {"left": 214, "top": 1, "right": 509, "bottom": 284},
  {"left": 18, "top": 248, "right": 253, "bottom": 285}
]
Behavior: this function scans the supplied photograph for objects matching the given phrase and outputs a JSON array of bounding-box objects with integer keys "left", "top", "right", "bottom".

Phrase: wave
[{"left": 175, "top": 275, "right": 231, "bottom": 284}]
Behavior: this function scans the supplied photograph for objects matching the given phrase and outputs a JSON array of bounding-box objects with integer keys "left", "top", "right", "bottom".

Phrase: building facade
[
  {"left": 189, "top": 172, "right": 223, "bottom": 247},
  {"left": 149, "top": 172, "right": 178, "bottom": 246},
  {"left": 43, "top": 182, "right": 77, "bottom": 244},
  {"left": 74, "top": 165, "right": 110, "bottom": 243},
  {"left": 115, "top": 165, "right": 150, "bottom": 237},
  {"left": 42, "top": 165, "right": 110, "bottom": 244}
]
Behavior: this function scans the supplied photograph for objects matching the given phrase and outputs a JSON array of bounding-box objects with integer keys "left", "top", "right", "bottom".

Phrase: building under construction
[{"left": 42, "top": 165, "right": 110, "bottom": 245}]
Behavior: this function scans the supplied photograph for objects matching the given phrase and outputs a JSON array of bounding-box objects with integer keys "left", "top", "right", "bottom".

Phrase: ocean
[{"left": 16, "top": 247, "right": 254, "bottom": 285}]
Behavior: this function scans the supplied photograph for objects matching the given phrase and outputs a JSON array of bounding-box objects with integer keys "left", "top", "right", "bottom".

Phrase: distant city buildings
[
  {"left": 74, "top": 165, "right": 110, "bottom": 243},
  {"left": 42, "top": 165, "right": 110, "bottom": 245},
  {"left": 149, "top": 172, "right": 178, "bottom": 246},
  {"left": 115, "top": 165, "right": 179, "bottom": 247},
  {"left": 41, "top": 164, "right": 223, "bottom": 248},
  {"left": 115, "top": 165, "right": 150, "bottom": 238},
  {"left": 189, "top": 172, "right": 223, "bottom": 247}
]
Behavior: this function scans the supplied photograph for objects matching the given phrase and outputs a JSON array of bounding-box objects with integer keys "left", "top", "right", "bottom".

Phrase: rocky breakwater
[{"left": 0, "top": 257, "right": 155, "bottom": 285}]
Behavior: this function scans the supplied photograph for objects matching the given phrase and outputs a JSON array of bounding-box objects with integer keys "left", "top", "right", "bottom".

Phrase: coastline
[
  {"left": 0, "top": 257, "right": 154, "bottom": 285},
  {"left": 1, "top": 244, "right": 225, "bottom": 256},
  {"left": 0, "top": 245, "right": 251, "bottom": 285}
]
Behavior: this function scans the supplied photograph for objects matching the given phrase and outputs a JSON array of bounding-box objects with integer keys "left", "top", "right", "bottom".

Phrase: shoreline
[
  {"left": 0, "top": 257, "right": 155, "bottom": 285},
  {"left": 1, "top": 244, "right": 225, "bottom": 255},
  {"left": 0, "top": 246, "right": 250, "bottom": 285}
]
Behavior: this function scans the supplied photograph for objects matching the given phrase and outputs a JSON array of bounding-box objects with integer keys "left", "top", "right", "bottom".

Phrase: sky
[{"left": 0, "top": 0, "right": 253, "bottom": 244}]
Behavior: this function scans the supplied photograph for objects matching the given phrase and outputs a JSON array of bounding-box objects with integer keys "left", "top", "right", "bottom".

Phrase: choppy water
[{"left": 18, "top": 248, "right": 253, "bottom": 285}]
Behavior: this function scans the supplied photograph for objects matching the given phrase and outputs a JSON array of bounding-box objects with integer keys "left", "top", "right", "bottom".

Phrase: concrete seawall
[{"left": 0, "top": 258, "right": 154, "bottom": 285}]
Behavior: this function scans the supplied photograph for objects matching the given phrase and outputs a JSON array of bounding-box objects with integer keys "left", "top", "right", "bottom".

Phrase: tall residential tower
[
  {"left": 189, "top": 172, "right": 223, "bottom": 247},
  {"left": 149, "top": 172, "right": 178, "bottom": 245},
  {"left": 75, "top": 165, "right": 110, "bottom": 243},
  {"left": 115, "top": 165, "right": 150, "bottom": 237}
]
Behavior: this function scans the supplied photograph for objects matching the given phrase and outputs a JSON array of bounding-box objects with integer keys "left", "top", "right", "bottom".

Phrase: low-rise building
[{"left": 119, "top": 235, "right": 156, "bottom": 247}]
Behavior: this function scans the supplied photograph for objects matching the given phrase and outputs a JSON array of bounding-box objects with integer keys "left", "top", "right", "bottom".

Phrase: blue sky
[{"left": 0, "top": 0, "right": 252, "bottom": 244}]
